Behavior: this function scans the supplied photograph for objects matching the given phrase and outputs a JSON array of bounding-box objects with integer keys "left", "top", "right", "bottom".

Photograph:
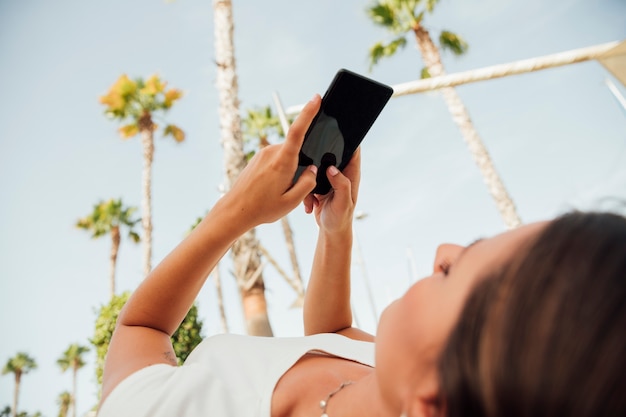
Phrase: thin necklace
[{"left": 319, "top": 380, "right": 354, "bottom": 417}]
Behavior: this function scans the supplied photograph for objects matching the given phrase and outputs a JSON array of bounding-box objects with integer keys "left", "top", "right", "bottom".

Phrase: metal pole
[
  {"left": 391, "top": 41, "right": 621, "bottom": 97},
  {"left": 272, "top": 91, "right": 292, "bottom": 134},
  {"left": 605, "top": 78, "right": 626, "bottom": 113},
  {"left": 354, "top": 211, "right": 378, "bottom": 324},
  {"left": 285, "top": 40, "right": 623, "bottom": 117}
]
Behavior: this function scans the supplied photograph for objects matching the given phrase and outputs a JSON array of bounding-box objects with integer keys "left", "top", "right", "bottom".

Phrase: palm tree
[
  {"left": 2, "top": 352, "right": 37, "bottom": 417},
  {"left": 57, "top": 344, "right": 89, "bottom": 417},
  {"left": 99, "top": 74, "right": 185, "bottom": 276},
  {"left": 367, "top": 0, "right": 522, "bottom": 229},
  {"left": 213, "top": 0, "right": 273, "bottom": 336},
  {"left": 243, "top": 106, "right": 305, "bottom": 307},
  {"left": 242, "top": 106, "right": 282, "bottom": 149},
  {"left": 57, "top": 391, "right": 71, "bottom": 417},
  {"left": 76, "top": 198, "right": 140, "bottom": 298}
]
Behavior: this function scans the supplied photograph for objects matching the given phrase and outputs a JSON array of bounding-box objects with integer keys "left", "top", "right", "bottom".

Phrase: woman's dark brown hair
[{"left": 439, "top": 211, "right": 626, "bottom": 417}]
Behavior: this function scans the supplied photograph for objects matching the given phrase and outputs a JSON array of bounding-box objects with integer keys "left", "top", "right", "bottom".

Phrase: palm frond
[
  {"left": 163, "top": 88, "right": 183, "bottom": 109},
  {"left": 128, "top": 231, "right": 141, "bottom": 243},
  {"left": 368, "top": 42, "right": 386, "bottom": 71},
  {"left": 57, "top": 344, "right": 89, "bottom": 373},
  {"left": 76, "top": 198, "right": 140, "bottom": 239},
  {"left": 163, "top": 124, "right": 186, "bottom": 143},
  {"left": 118, "top": 124, "right": 139, "bottom": 139},
  {"left": 242, "top": 105, "right": 281, "bottom": 144},
  {"left": 100, "top": 74, "right": 184, "bottom": 136},
  {"left": 425, "top": 0, "right": 441, "bottom": 13},
  {"left": 368, "top": 37, "right": 407, "bottom": 70},
  {"left": 367, "top": 3, "right": 397, "bottom": 29},
  {"left": 140, "top": 74, "right": 167, "bottom": 96},
  {"left": 2, "top": 352, "right": 37, "bottom": 375},
  {"left": 244, "top": 150, "right": 256, "bottom": 162},
  {"left": 439, "top": 30, "right": 469, "bottom": 56}
]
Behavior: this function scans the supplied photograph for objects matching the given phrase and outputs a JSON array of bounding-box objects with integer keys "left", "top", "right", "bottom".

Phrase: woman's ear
[
  {"left": 403, "top": 371, "right": 443, "bottom": 417},
  {"left": 404, "top": 394, "right": 443, "bottom": 417}
]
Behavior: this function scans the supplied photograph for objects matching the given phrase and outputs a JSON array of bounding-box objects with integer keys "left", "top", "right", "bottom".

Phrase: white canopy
[{"left": 599, "top": 40, "right": 626, "bottom": 86}]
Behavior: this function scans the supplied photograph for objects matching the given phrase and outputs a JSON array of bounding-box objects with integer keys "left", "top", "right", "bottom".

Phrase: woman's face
[{"left": 374, "top": 222, "right": 547, "bottom": 415}]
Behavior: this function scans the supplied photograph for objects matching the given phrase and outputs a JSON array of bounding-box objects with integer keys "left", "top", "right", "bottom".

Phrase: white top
[{"left": 98, "top": 333, "right": 375, "bottom": 417}]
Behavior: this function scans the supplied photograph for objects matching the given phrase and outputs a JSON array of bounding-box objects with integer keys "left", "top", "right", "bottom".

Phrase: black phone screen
[{"left": 294, "top": 69, "right": 393, "bottom": 194}]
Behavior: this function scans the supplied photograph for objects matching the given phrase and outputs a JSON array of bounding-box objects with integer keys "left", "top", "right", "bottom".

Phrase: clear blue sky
[{"left": 1, "top": 0, "right": 625, "bottom": 416}]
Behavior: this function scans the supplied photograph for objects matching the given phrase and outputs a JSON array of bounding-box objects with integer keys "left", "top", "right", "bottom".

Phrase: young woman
[
  {"left": 439, "top": 210, "right": 626, "bottom": 417},
  {"left": 97, "top": 94, "right": 560, "bottom": 417}
]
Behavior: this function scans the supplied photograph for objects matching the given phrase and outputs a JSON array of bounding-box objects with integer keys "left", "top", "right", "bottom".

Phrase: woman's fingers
[
  {"left": 326, "top": 165, "right": 351, "bottom": 196},
  {"left": 340, "top": 147, "right": 361, "bottom": 203},
  {"left": 285, "top": 165, "right": 317, "bottom": 205},
  {"left": 324, "top": 165, "right": 353, "bottom": 213},
  {"left": 303, "top": 193, "right": 319, "bottom": 214},
  {"left": 280, "top": 94, "right": 321, "bottom": 159}
]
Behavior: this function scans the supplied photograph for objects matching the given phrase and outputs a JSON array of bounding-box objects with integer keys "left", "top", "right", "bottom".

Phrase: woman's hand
[
  {"left": 219, "top": 95, "right": 321, "bottom": 229},
  {"left": 303, "top": 148, "right": 366, "bottom": 338},
  {"left": 303, "top": 148, "right": 361, "bottom": 234}
]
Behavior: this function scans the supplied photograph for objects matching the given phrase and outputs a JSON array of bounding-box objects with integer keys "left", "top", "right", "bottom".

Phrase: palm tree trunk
[
  {"left": 212, "top": 265, "right": 230, "bottom": 333},
  {"left": 109, "top": 226, "right": 120, "bottom": 298},
  {"left": 213, "top": 0, "right": 273, "bottom": 336},
  {"left": 71, "top": 367, "right": 77, "bottom": 417},
  {"left": 139, "top": 121, "right": 154, "bottom": 277},
  {"left": 258, "top": 243, "right": 305, "bottom": 308},
  {"left": 235, "top": 233, "right": 272, "bottom": 335},
  {"left": 413, "top": 25, "right": 522, "bottom": 229},
  {"left": 11, "top": 373, "right": 20, "bottom": 417},
  {"left": 59, "top": 393, "right": 70, "bottom": 417},
  {"left": 279, "top": 217, "right": 305, "bottom": 303}
]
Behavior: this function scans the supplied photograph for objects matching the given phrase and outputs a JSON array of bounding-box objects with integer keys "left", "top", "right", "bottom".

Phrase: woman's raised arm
[
  {"left": 100, "top": 95, "right": 321, "bottom": 404},
  {"left": 303, "top": 149, "right": 374, "bottom": 342}
]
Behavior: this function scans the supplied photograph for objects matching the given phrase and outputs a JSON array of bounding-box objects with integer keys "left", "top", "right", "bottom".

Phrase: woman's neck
[{"left": 325, "top": 371, "right": 398, "bottom": 417}]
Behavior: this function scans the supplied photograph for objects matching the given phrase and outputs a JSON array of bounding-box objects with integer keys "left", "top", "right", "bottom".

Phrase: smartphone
[{"left": 294, "top": 69, "right": 393, "bottom": 194}]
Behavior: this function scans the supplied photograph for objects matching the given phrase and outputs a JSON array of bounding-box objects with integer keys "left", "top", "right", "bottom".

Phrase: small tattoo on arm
[{"left": 164, "top": 351, "right": 178, "bottom": 366}]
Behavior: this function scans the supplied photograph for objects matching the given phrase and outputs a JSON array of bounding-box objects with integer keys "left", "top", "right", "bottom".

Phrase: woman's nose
[{"left": 433, "top": 243, "right": 465, "bottom": 273}]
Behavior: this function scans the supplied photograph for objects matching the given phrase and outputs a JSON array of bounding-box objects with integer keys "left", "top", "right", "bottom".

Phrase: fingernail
[
  {"left": 328, "top": 165, "right": 339, "bottom": 176},
  {"left": 309, "top": 94, "right": 320, "bottom": 104},
  {"left": 308, "top": 165, "right": 318, "bottom": 175}
]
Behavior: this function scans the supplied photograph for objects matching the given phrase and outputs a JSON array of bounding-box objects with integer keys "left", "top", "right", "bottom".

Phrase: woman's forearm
[
  {"left": 303, "top": 228, "right": 354, "bottom": 335},
  {"left": 117, "top": 198, "right": 247, "bottom": 336}
]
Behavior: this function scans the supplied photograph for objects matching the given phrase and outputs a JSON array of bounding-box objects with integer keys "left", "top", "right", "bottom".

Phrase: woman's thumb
[
  {"left": 326, "top": 165, "right": 350, "bottom": 194},
  {"left": 287, "top": 165, "right": 318, "bottom": 201}
]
